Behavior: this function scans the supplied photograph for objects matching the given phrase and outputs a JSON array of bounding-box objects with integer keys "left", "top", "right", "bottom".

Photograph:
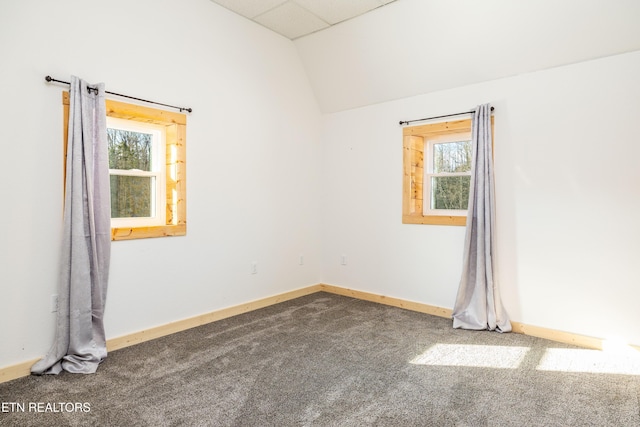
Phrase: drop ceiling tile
[
  {"left": 211, "top": 0, "right": 287, "bottom": 19},
  {"left": 255, "top": 2, "right": 330, "bottom": 39},
  {"left": 294, "top": 0, "right": 383, "bottom": 25}
]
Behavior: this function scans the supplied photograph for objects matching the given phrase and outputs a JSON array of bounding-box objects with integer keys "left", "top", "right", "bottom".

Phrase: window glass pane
[
  {"left": 108, "top": 128, "right": 153, "bottom": 171},
  {"left": 110, "top": 176, "right": 155, "bottom": 218},
  {"left": 433, "top": 141, "right": 471, "bottom": 173},
  {"left": 431, "top": 176, "right": 471, "bottom": 210}
]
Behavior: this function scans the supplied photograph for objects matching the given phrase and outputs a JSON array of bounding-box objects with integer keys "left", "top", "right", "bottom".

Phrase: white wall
[
  {"left": 2, "top": 0, "right": 639, "bottom": 372},
  {"left": 319, "top": 50, "right": 640, "bottom": 346},
  {"left": 296, "top": 0, "right": 640, "bottom": 113},
  {"left": 0, "top": 0, "right": 322, "bottom": 368}
]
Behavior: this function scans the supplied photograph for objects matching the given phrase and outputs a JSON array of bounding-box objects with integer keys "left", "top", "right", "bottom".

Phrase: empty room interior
[{"left": 1, "top": 0, "right": 640, "bottom": 424}]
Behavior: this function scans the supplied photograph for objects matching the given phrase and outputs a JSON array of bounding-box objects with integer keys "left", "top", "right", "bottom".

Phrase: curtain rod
[
  {"left": 399, "top": 106, "right": 494, "bottom": 126},
  {"left": 45, "top": 76, "right": 193, "bottom": 113}
]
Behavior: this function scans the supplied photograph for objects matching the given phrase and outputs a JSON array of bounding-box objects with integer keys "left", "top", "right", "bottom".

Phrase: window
[
  {"left": 62, "top": 92, "right": 187, "bottom": 240},
  {"left": 403, "top": 118, "right": 491, "bottom": 226},
  {"left": 107, "top": 118, "right": 166, "bottom": 228},
  {"left": 424, "top": 136, "right": 471, "bottom": 217}
]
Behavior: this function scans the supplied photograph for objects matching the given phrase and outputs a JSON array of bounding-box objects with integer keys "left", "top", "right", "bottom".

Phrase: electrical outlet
[
  {"left": 299, "top": 255, "right": 304, "bottom": 266},
  {"left": 340, "top": 255, "right": 347, "bottom": 265},
  {"left": 51, "top": 294, "right": 58, "bottom": 313},
  {"left": 251, "top": 262, "right": 257, "bottom": 274}
]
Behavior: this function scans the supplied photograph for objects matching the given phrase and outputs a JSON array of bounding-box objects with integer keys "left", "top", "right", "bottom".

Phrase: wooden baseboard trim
[
  {"left": 0, "top": 284, "right": 322, "bottom": 384},
  {"left": 0, "top": 358, "right": 40, "bottom": 385},
  {"left": 510, "top": 321, "right": 607, "bottom": 350},
  {"left": 318, "top": 284, "right": 639, "bottom": 351},
  {"left": 3, "top": 282, "right": 635, "bottom": 384},
  {"left": 106, "top": 284, "right": 323, "bottom": 352},
  {"left": 318, "top": 283, "right": 453, "bottom": 318}
]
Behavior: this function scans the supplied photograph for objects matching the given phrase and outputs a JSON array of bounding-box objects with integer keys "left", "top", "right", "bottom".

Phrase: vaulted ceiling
[{"left": 209, "top": 0, "right": 640, "bottom": 113}]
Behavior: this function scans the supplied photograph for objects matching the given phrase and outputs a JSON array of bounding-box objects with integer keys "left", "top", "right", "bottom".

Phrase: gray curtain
[
  {"left": 452, "top": 104, "right": 511, "bottom": 332},
  {"left": 32, "top": 76, "right": 111, "bottom": 374}
]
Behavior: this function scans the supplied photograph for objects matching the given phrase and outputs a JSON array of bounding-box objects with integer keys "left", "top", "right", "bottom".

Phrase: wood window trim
[
  {"left": 402, "top": 118, "right": 493, "bottom": 226},
  {"left": 62, "top": 92, "right": 187, "bottom": 240}
]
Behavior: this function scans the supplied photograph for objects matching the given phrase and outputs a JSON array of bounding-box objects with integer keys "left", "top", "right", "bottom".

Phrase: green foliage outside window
[
  {"left": 108, "top": 129, "right": 154, "bottom": 218},
  {"left": 431, "top": 141, "right": 471, "bottom": 210},
  {"left": 432, "top": 176, "right": 471, "bottom": 210}
]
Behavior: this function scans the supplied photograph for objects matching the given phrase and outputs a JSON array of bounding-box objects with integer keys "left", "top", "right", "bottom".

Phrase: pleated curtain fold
[
  {"left": 32, "top": 76, "right": 111, "bottom": 375},
  {"left": 452, "top": 103, "right": 511, "bottom": 333}
]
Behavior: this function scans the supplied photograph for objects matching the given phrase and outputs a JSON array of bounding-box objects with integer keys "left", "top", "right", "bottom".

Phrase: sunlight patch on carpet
[
  {"left": 536, "top": 348, "right": 640, "bottom": 376},
  {"left": 410, "top": 344, "right": 530, "bottom": 369}
]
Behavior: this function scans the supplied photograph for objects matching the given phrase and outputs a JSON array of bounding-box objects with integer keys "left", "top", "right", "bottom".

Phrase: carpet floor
[{"left": 1, "top": 292, "right": 639, "bottom": 426}]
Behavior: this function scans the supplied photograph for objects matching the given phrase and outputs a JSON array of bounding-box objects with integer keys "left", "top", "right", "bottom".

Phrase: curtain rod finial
[{"left": 45, "top": 75, "right": 52, "bottom": 82}]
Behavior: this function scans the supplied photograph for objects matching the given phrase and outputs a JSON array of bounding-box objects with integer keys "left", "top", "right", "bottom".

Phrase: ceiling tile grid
[
  {"left": 294, "top": 0, "right": 387, "bottom": 25},
  {"left": 210, "top": 0, "right": 397, "bottom": 39},
  {"left": 211, "top": 0, "right": 287, "bottom": 19},
  {"left": 255, "top": 2, "right": 330, "bottom": 40}
]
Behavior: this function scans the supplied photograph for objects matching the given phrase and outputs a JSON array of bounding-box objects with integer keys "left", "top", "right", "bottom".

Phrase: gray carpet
[{"left": 1, "top": 292, "right": 639, "bottom": 426}]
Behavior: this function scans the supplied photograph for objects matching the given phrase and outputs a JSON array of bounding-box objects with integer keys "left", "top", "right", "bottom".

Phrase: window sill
[
  {"left": 111, "top": 224, "right": 186, "bottom": 241},
  {"left": 402, "top": 215, "right": 466, "bottom": 226}
]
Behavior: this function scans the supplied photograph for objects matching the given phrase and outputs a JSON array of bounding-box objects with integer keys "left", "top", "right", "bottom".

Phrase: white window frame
[
  {"left": 423, "top": 130, "right": 472, "bottom": 217},
  {"left": 107, "top": 117, "right": 166, "bottom": 228}
]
